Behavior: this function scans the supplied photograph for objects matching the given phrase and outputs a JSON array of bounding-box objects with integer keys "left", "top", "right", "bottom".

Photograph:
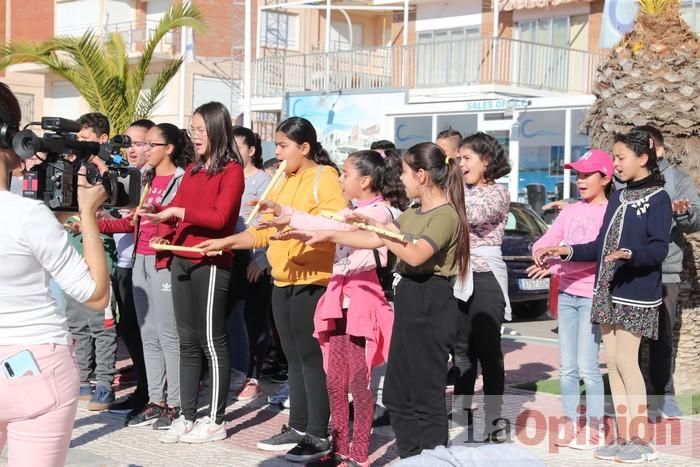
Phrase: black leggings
[
  {"left": 453, "top": 271, "right": 505, "bottom": 423},
  {"left": 271, "top": 284, "right": 329, "bottom": 438},
  {"left": 171, "top": 256, "right": 231, "bottom": 424}
]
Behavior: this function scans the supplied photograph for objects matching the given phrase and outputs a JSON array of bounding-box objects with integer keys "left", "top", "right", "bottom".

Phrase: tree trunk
[{"left": 673, "top": 234, "right": 700, "bottom": 394}]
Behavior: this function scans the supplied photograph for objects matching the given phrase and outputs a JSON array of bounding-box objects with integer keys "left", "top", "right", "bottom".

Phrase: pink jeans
[{"left": 0, "top": 343, "right": 79, "bottom": 467}]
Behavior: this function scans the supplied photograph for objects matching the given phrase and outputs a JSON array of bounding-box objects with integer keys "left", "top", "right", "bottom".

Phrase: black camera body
[{"left": 8, "top": 117, "right": 142, "bottom": 211}]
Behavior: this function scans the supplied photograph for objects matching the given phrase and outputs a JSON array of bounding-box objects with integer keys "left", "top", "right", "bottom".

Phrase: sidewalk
[{"left": 2, "top": 337, "right": 698, "bottom": 466}]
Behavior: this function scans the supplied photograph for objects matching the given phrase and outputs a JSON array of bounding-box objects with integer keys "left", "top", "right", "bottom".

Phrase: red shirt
[
  {"left": 136, "top": 174, "right": 174, "bottom": 255},
  {"left": 161, "top": 161, "right": 244, "bottom": 268}
]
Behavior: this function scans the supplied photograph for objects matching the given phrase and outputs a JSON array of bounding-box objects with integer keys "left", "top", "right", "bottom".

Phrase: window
[
  {"left": 682, "top": 1, "right": 700, "bottom": 32},
  {"left": 416, "top": 27, "right": 480, "bottom": 87},
  {"left": 514, "top": 15, "right": 588, "bottom": 92},
  {"left": 260, "top": 11, "right": 299, "bottom": 50},
  {"left": 55, "top": 0, "right": 101, "bottom": 36},
  {"left": 330, "top": 21, "right": 363, "bottom": 51}
]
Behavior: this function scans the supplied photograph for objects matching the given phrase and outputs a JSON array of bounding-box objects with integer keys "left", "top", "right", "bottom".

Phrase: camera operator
[
  {"left": 61, "top": 112, "right": 119, "bottom": 411},
  {"left": 0, "top": 83, "right": 110, "bottom": 466}
]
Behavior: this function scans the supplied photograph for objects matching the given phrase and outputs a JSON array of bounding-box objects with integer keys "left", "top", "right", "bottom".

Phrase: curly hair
[{"left": 460, "top": 132, "right": 511, "bottom": 182}]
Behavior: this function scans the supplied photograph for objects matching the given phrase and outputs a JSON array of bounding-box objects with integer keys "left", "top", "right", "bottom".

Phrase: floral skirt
[{"left": 591, "top": 301, "right": 659, "bottom": 340}]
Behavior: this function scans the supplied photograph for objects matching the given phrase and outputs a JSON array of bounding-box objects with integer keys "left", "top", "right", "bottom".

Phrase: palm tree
[
  {"left": 0, "top": 3, "right": 205, "bottom": 134},
  {"left": 584, "top": 0, "right": 700, "bottom": 394}
]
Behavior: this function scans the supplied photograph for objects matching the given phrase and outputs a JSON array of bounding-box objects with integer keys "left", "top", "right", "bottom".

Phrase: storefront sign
[{"left": 466, "top": 98, "right": 530, "bottom": 112}]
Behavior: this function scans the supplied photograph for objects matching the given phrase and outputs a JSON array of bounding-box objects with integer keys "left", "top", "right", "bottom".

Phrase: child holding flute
[
  {"left": 196, "top": 117, "right": 346, "bottom": 463},
  {"left": 142, "top": 102, "right": 244, "bottom": 444},
  {"left": 279, "top": 143, "right": 470, "bottom": 459}
]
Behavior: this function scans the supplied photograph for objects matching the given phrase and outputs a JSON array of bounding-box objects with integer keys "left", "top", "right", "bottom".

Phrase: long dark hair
[
  {"left": 144, "top": 123, "right": 195, "bottom": 185},
  {"left": 460, "top": 132, "right": 511, "bottom": 182},
  {"left": 613, "top": 129, "right": 665, "bottom": 187},
  {"left": 347, "top": 149, "right": 408, "bottom": 211},
  {"left": 232, "top": 126, "right": 263, "bottom": 169},
  {"left": 403, "top": 142, "right": 470, "bottom": 280},
  {"left": 276, "top": 117, "right": 338, "bottom": 172},
  {"left": 192, "top": 101, "right": 243, "bottom": 175}
]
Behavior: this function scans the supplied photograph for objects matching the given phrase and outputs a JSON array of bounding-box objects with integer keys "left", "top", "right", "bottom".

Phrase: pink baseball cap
[{"left": 564, "top": 149, "right": 614, "bottom": 177}]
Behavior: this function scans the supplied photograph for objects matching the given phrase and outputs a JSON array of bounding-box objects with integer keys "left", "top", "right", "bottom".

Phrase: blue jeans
[
  {"left": 226, "top": 300, "right": 249, "bottom": 374},
  {"left": 558, "top": 292, "right": 604, "bottom": 426}
]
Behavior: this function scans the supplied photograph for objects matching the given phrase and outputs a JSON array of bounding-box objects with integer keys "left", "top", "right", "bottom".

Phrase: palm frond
[
  {"left": 135, "top": 59, "right": 184, "bottom": 119},
  {"left": 637, "top": 0, "right": 680, "bottom": 16},
  {"left": 130, "top": 3, "right": 205, "bottom": 111}
]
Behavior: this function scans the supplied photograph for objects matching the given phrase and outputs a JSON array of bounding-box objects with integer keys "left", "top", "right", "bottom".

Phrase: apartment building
[{"left": 2, "top": 0, "right": 699, "bottom": 200}]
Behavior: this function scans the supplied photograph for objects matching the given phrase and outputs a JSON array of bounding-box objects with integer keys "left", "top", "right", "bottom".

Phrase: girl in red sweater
[{"left": 143, "top": 102, "right": 244, "bottom": 443}]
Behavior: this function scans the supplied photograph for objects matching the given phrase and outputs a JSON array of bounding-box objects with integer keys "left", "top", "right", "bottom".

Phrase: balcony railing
[
  {"left": 254, "top": 36, "right": 605, "bottom": 97},
  {"left": 57, "top": 21, "right": 177, "bottom": 56}
]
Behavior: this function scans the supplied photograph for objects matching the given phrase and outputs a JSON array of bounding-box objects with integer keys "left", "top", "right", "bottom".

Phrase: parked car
[{"left": 502, "top": 202, "right": 550, "bottom": 318}]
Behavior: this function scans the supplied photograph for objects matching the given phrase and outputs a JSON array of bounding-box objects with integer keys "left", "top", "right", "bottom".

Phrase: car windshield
[{"left": 505, "top": 205, "right": 547, "bottom": 237}]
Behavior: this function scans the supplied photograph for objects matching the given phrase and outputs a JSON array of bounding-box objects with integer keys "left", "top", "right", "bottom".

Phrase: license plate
[{"left": 518, "top": 278, "right": 550, "bottom": 291}]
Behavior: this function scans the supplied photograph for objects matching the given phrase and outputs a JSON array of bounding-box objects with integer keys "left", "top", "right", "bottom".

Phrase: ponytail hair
[
  {"left": 346, "top": 149, "right": 408, "bottom": 211},
  {"left": 613, "top": 129, "right": 665, "bottom": 187},
  {"left": 403, "top": 142, "right": 470, "bottom": 281},
  {"left": 233, "top": 125, "right": 263, "bottom": 169},
  {"left": 144, "top": 123, "right": 195, "bottom": 185},
  {"left": 276, "top": 116, "right": 338, "bottom": 173}
]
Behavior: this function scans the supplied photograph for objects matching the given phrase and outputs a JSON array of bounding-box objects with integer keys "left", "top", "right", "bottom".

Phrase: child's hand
[
  {"left": 344, "top": 212, "right": 375, "bottom": 227},
  {"left": 252, "top": 199, "right": 282, "bottom": 217},
  {"left": 275, "top": 229, "right": 332, "bottom": 245},
  {"left": 192, "top": 238, "right": 229, "bottom": 256},
  {"left": 533, "top": 246, "right": 567, "bottom": 267},
  {"left": 257, "top": 214, "right": 291, "bottom": 230},
  {"left": 604, "top": 249, "right": 632, "bottom": 262},
  {"left": 149, "top": 236, "right": 170, "bottom": 246},
  {"left": 526, "top": 264, "right": 551, "bottom": 279},
  {"left": 542, "top": 200, "right": 568, "bottom": 212},
  {"left": 672, "top": 198, "right": 690, "bottom": 214}
]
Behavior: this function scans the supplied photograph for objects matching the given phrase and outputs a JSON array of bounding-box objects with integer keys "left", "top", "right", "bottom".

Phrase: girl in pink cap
[{"left": 529, "top": 149, "right": 614, "bottom": 450}]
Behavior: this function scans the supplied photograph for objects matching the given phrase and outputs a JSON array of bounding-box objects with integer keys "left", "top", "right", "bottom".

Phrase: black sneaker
[
  {"left": 152, "top": 406, "right": 180, "bottom": 430},
  {"left": 306, "top": 453, "right": 344, "bottom": 466},
  {"left": 483, "top": 418, "right": 509, "bottom": 443},
  {"left": 108, "top": 395, "right": 147, "bottom": 415},
  {"left": 256, "top": 425, "right": 304, "bottom": 452},
  {"left": 372, "top": 405, "right": 391, "bottom": 427},
  {"left": 126, "top": 402, "right": 165, "bottom": 427},
  {"left": 270, "top": 369, "right": 288, "bottom": 383},
  {"left": 285, "top": 434, "right": 332, "bottom": 463}
]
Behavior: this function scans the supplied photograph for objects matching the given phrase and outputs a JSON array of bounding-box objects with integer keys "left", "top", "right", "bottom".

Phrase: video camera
[{"left": 6, "top": 117, "right": 141, "bottom": 211}]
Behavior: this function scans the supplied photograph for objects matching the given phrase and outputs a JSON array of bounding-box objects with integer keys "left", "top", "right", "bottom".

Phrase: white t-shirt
[{"left": 0, "top": 191, "right": 96, "bottom": 345}]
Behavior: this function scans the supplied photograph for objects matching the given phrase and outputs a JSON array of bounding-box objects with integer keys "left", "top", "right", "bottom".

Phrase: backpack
[{"left": 372, "top": 206, "right": 398, "bottom": 302}]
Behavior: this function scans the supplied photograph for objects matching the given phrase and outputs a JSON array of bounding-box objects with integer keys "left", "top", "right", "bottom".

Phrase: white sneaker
[
  {"left": 160, "top": 415, "right": 194, "bottom": 443},
  {"left": 569, "top": 425, "right": 605, "bottom": 450},
  {"left": 179, "top": 417, "right": 227, "bottom": 443},
  {"left": 229, "top": 369, "right": 247, "bottom": 392},
  {"left": 554, "top": 420, "right": 578, "bottom": 447}
]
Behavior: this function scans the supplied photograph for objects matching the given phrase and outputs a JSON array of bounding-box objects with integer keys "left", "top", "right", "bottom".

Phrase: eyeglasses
[
  {"left": 187, "top": 127, "right": 207, "bottom": 138},
  {"left": 145, "top": 142, "right": 168, "bottom": 149},
  {"left": 131, "top": 141, "right": 148, "bottom": 148}
]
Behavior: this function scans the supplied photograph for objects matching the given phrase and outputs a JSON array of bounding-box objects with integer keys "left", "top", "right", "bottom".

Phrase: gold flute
[{"left": 319, "top": 210, "right": 407, "bottom": 242}]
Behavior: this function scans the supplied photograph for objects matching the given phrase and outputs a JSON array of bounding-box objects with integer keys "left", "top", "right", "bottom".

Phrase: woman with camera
[{"left": 0, "top": 83, "right": 111, "bottom": 467}]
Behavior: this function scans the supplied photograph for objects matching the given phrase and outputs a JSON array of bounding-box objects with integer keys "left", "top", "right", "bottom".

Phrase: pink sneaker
[{"left": 236, "top": 378, "right": 262, "bottom": 401}]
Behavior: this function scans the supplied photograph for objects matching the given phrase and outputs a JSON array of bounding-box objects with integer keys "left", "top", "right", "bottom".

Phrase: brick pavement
[{"left": 2, "top": 337, "right": 698, "bottom": 466}]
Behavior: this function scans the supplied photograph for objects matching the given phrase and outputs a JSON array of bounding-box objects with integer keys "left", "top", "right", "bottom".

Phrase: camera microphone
[{"left": 40, "top": 117, "right": 82, "bottom": 133}]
